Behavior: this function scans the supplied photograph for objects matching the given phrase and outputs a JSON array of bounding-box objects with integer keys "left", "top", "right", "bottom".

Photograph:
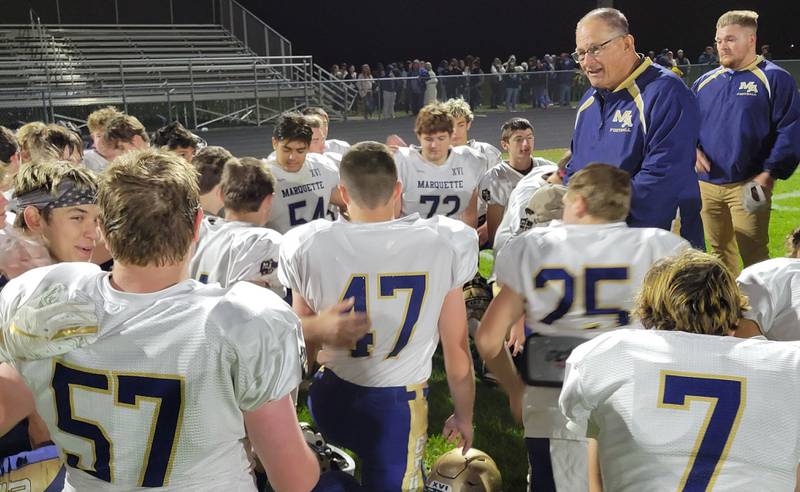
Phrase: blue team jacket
[
  {"left": 567, "top": 57, "right": 703, "bottom": 247},
  {"left": 693, "top": 56, "right": 800, "bottom": 184}
]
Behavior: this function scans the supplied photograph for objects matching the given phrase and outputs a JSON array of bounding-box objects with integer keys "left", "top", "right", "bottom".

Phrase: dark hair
[
  {"left": 220, "top": 157, "right": 275, "bottom": 213},
  {"left": 105, "top": 115, "right": 150, "bottom": 146},
  {"left": 340, "top": 141, "right": 398, "bottom": 209},
  {"left": 153, "top": 122, "right": 198, "bottom": 150},
  {"left": 500, "top": 117, "right": 534, "bottom": 141},
  {"left": 273, "top": 113, "right": 312, "bottom": 145},
  {"left": 0, "top": 126, "right": 18, "bottom": 163},
  {"left": 192, "top": 145, "right": 233, "bottom": 194}
]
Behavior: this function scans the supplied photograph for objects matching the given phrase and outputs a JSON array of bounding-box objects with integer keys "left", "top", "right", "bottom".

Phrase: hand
[
  {"left": 385, "top": 134, "right": 408, "bottom": 153},
  {"left": 506, "top": 319, "right": 525, "bottom": 357},
  {"left": 695, "top": 148, "right": 711, "bottom": 174},
  {"left": 477, "top": 223, "right": 488, "bottom": 245},
  {"left": 443, "top": 414, "right": 473, "bottom": 453},
  {"left": 2, "top": 284, "right": 99, "bottom": 362},
  {"left": 0, "top": 235, "right": 52, "bottom": 279},
  {"left": 752, "top": 171, "right": 775, "bottom": 193},
  {"left": 318, "top": 297, "right": 370, "bottom": 348}
]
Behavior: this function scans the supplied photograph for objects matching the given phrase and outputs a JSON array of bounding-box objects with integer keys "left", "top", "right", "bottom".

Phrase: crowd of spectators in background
[{"left": 327, "top": 43, "right": 775, "bottom": 118}]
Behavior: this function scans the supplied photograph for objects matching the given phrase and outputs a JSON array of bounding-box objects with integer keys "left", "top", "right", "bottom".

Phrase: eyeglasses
[{"left": 571, "top": 34, "right": 626, "bottom": 63}]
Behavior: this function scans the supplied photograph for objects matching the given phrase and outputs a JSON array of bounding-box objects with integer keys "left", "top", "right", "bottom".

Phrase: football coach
[{"left": 566, "top": 8, "right": 704, "bottom": 248}]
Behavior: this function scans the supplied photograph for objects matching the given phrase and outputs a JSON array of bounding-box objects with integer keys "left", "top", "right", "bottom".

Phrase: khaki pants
[{"left": 699, "top": 180, "right": 770, "bottom": 275}]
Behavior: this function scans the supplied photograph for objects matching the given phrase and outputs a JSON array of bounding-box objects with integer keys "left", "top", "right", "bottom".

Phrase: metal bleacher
[{"left": 0, "top": 0, "right": 357, "bottom": 128}]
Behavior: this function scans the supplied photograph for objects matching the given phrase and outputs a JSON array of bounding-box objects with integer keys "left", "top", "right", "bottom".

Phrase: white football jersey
[
  {"left": 737, "top": 258, "right": 800, "bottom": 340},
  {"left": 495, "top": 222, "right": 690, "bottom": 438},
  {"left": 479, "top": 158, "right": 556, "bottom": 208},
  {"left": 492, "top": 164, "right": 558, "bottom": 253},
  {"left": 561, "top": 329, "right": 800, "bottom": 492},
  {"left": 279, "top": 215, "right": 477, "bottom": 387},
  {"left": 189, "top": 216, "right": 284, "bottom": 297},
  {"left": 264, "top": 153, "right": 339, "bottom": 234},
  {"left": 6, "top": 262, "right": 304, "bottom": 492},
  {"left": 324, "top": 138, "right": 350, "bottom": 155},
  {"left": 82, "top": 149, "right": 109, "bottom": 173},
  {"left": 466, "top": 140, "right": 502, "bottom": 172},
  {"left": 395, "top": 146, "right": 487, "bottom": 220}
]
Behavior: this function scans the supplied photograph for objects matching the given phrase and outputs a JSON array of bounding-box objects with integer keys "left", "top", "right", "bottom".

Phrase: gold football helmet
[{"left": 426, "top": 448, "right": 502, "bottom": 491}]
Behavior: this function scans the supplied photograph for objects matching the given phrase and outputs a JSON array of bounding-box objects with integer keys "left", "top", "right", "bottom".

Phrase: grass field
[{"left": 297, "top": 149, "right": 800, "bottom": 490}]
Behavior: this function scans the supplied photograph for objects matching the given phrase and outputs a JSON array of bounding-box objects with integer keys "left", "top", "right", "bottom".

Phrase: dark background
[{"left": 4, "top": 0, "right": 799, "bottom": 67}]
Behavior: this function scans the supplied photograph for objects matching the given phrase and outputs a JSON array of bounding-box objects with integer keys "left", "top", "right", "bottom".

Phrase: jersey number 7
[
  {"left": 340, "top": 273, "right": 427, "bottom": 358},
  {"left": 657, "top": 371, "right": 746, "bottom": 491}
]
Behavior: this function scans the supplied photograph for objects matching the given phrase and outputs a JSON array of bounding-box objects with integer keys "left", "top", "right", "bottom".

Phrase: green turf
[{"left": 295, "top": 151, "right": 800, "bottom": 490}]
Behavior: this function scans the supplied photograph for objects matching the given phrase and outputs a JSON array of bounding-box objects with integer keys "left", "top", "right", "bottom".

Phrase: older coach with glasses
[{"left": 565, "top": 7, "right": 705, "bottom": 249}]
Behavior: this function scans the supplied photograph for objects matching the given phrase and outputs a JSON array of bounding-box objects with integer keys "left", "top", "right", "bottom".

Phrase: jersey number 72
[{"left": 340, "top": 273, "right": 427, "bottom": 358}]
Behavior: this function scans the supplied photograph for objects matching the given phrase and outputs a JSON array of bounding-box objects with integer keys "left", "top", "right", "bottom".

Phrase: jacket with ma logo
[
  {"left": 567, "top": 57, "right": 703, "bottom": 248},
  {"left": 693, "top": 56, "right": 800, "bottom": 185}
]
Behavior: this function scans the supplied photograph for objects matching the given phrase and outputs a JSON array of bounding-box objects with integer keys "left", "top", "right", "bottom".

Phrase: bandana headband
[{"left": 10, "top": 179, "right": 96, "bottom": 214}]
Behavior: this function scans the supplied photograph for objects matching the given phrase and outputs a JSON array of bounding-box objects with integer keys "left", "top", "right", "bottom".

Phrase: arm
[
  {"left": 438, "top": 287, "right": 475, "bottom": 451},
  {"left": 475, "top": 285, "right": 526, "bottom": 422},
  {"left": 461, "top": 190, "right": 479, "bottom": 229},
  {"left": 588, "top": 438, "right": 603, "bottom": 492},
  {"left": 761, "top": 72, "right": 800, "bottom": 181},
  {"left": 629, "top": 84, "right": 700, "bottom": 231},
  {"left": 0, "top": 363, "right": 36, "bottom": 436},
  {"left": 485, "top": 204, "right": 505, "bottom": 248},
  {"left": 244, "top": 394, "right": 320, "bottom": 492}
]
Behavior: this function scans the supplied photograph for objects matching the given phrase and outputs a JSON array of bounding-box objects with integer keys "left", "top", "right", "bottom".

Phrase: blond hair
[
  {"left": 443, "top": 98, "right": 474, "bottom": 123},
  {"left": 86, "top": 106, "right": 123, "bottom": 134},
  {"left": 567, "top": 163, "right": 630, "bottom": 221},
  {"left": 220, "top": 157, "right": 275, "bottom": 212},
  {"left": 304, "top": 115, "right": 324, "bottom": 129},
  {"left": 98, "top": 148, "right": 199, "bottom": 266},
  {"left": 13, "top": 160, "right": 98, "bottom": 230},
  {"left": 415, "top": 103, "right": 454, "bottom": 135},
  {"left": 635, "top": 250, "right": 749, "bottom": 336},
  {"left": 717, "top": 10, "right": 758, "bottom": 31},
  {"left": 16, "top": 123, "right": 83, "bottom": 164}
]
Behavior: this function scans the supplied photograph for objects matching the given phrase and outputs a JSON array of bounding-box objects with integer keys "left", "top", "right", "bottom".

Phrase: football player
[
  {"left": 735, "top": 254, "right": 800, "bottom": 340},
  {"left": 442, "top": 98, "right": 502, "bottom": 168},
  {"left": 191, "top": 145, "right": 234, "bottom": 217},
  {"left": 478, "top": 117, "right": 557, "bottom": 244},
  {"left": 190, "top": 157, "right": 284, "bottom": 296},
  {"left": 264, "top": 113, "right": 345, "bottom": 234},
  {"left": 561, "top": 250, "right": 800, "bottom": 490},
  {"left": 16, "top": 123, "right": 83, "bottom": 165},
  {"left": 393, "top": 103, "right": 487, "bottom": 228},
  {"left": 280, "top": 142, "right": 477, "bottom": 491},
  {"left": 152, "top": 121, "right": 201, "bottom": 162},
  {"left": 83, "top": 106, "right": 123, "bottom": 173},
  {"left": 102, "top": 114, "right": 150, "bottom": 161},
  {"left": 12, "top": 161, "right": 99, "bottom": 264},
  {"left": 476, "top": 164, "right": 689, "bottom": 491},
  {"left": 302, "top": 107, "right": 351, "bottom": 155},
  {"left": 0, "top": 148, "right": 320, "bottom": 491}
]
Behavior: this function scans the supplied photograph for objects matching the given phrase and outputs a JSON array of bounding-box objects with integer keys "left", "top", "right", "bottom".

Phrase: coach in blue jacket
[
  {"left": 567, "top": 8, "right": 704, "bottom": 248},
  {"left": 693, "top": 10, "right": 800, "bottom": 274}
]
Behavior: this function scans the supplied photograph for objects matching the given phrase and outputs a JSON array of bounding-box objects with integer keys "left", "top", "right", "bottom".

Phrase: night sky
[
  {"left": 5, "top": 0, "right": 799, "bottom": 68},
  {"left": 239, "top": 0, "right": 799, "bottom": 68}
]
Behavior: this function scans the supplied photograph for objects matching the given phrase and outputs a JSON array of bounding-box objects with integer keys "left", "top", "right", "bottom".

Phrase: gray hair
[{"left": 578, "top": 8, "right": 630, "bottom": 35}]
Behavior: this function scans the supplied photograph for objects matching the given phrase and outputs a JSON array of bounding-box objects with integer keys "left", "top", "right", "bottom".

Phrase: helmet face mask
[{"left": 426, "top": 448, "right": 502, "bottom": 492}]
